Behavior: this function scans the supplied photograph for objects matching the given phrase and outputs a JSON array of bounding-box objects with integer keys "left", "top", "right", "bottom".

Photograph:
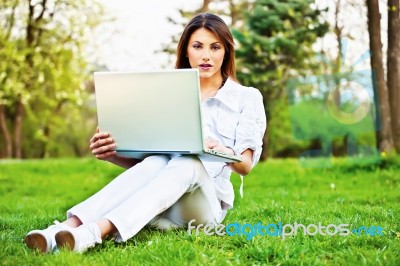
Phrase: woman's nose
[{"left": 202, "top": 49, "right": 210, "bottom": 61}]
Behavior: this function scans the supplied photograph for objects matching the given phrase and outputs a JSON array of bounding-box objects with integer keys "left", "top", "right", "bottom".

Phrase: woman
[{"left": 24, "top": 13, "right": 266, "bottom": 253}]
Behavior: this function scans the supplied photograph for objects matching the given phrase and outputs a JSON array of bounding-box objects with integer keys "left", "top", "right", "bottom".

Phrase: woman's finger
[
  {"left": 95, "top": 150, "right": 117, "bottom": 160},
  {"left": 90, "top": 137, "right": 111, "bottom": 150},
  {"left": 92, "top": 143, "right": 116, "bottom": 155},
  {"left": 90, "top": 132, "right": 110, "bottom": 144},
  {"left": 205, "top": 137, "right": 219, "bottom": 148},
  {"left": 90, "top": 127, "right": 101, "bottom": 143}
]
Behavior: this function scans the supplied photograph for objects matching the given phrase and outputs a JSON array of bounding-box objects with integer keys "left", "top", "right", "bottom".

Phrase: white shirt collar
[{"left": 213, "top": 78, "right": 241, "bottom": 111}]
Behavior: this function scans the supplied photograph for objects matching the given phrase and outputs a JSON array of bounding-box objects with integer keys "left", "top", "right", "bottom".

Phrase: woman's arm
[
  {"left": 205, "top": 138, "right": 254, "bottom": 176},
  {"left": 89, "top": 128, "right": 142, "bottom": 169},
  {"left": 228, "top": 148, "right": 253, "bottom": 176}
]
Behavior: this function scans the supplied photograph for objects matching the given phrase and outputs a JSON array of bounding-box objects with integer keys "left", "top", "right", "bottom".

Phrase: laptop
[{"left": 93, "top": 69, "right": 242, "bottom": 163}]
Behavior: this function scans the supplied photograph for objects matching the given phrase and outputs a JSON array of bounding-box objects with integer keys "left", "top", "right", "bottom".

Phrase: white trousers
[{"left": 67, "top": 155, "right": 223, "bottom": 242}]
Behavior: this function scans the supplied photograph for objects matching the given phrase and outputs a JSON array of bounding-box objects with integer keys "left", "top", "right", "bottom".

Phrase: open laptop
[{"left": 93, "top": 69, "right": 241, "bottom": 163}]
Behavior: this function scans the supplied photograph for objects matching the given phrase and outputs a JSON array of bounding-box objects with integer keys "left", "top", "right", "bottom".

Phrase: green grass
[{"left": 0, "top": 156, "right": 399, "bottom": 265}]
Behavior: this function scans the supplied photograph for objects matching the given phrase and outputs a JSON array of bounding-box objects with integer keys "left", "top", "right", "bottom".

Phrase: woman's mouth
[{"left": 199, "top": 64, "right": 212, "bottom": 70}]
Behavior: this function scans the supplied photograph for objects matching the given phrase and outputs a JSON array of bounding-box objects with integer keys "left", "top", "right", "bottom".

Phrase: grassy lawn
[{"left": 0, "top": 156, "right": 399, "bottom": 265}]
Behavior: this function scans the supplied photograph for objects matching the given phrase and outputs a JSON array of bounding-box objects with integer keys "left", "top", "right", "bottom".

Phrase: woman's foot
[
  {"left": 55, "top": 223, "right": 102, "bottom": 253},
  {"left": 24, "top": 221, "right": 70, "bottom": 253}
]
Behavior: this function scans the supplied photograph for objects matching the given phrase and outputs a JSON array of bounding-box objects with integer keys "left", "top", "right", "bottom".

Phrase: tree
[
  {"left": 366, "top": 0, "right": 394, "bottom": 153},
  {"left": 387, "top": 0, "right": 400, "bottom": 153},
  {"left": 318, "top": 0, "right": 377, "bottom": 157},
  {"left": 0, "top": 0, "right": 104, "bottom": 158},
  {"left": 233, "top": 0, "right": 329, "bottom": 159}
]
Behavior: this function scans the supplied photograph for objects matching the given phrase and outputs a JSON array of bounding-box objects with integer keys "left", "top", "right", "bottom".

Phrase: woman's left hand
[
  {"left": 205, "top": 137, "right": 234, "bottom": 155},
  {"left": 205, "top": 137, "right": 254, "bottom": 176}
]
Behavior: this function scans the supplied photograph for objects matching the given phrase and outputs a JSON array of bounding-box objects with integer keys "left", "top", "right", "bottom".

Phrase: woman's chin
[{"left": 199, "top": 72, "right": 218, "bottom": 80}]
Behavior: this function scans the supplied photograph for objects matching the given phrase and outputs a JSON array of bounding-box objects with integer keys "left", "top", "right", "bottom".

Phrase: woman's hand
[
  {"left": 205, "top": 137, "right": 234, "bottom": 155},
  {"left": 89, "top": 127, "right": 117, "bottom": 161},
  {"left": 205, "top": 137, "right": 253, "bottom": 176}
]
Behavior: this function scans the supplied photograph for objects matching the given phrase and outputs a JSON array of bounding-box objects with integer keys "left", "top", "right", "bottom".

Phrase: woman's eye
[
  {"left": 193, "top": 44, "right": 202, "bottom": 49},
  {"left": 211, "top": 46, "right": 221, "bottom": 50}
]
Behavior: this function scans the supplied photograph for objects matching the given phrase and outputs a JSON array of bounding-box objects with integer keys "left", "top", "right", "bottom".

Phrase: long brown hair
[{"left": 175, "top": 13, "right": 238, "bottom": 82}]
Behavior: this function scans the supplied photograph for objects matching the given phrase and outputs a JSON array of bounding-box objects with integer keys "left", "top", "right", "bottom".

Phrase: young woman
[{"left": 24, "top": 13, "right": 266, "bottom": 253}]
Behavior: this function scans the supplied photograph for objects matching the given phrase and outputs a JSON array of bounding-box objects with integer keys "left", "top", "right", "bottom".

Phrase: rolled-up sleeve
[{"left": 234, "top": 88, "right": 267, "bottom": 166}]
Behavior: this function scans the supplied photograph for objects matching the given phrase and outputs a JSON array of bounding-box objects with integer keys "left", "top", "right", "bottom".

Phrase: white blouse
[{"left": 199, "top": 78, "right": 267, "bottom": 210}]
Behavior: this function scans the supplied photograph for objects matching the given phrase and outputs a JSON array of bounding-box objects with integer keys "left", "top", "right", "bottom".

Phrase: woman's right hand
[{"left": 89, "top": 127, "right": 117, "bottom": 161}]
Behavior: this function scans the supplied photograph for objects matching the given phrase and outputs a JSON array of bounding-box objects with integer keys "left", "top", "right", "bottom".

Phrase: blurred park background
[
  {"left": 1, "top": 1, "right": 400, "bottom": 264},
  {"left": 1, "top": 0, "right": 399, "bottom": 162}
]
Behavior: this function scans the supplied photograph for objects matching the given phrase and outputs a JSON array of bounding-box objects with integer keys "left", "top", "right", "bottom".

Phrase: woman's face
[{"left": 187, "top": 28, "right": 225, "bottom": 81}]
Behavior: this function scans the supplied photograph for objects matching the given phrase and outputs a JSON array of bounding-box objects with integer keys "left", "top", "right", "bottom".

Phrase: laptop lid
[{"left": 94, "top": 69, "right": 205, "bottom": 158}]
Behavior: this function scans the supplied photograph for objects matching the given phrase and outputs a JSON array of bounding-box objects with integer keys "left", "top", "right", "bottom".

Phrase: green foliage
[
  {"left": 0, "top": 157, "right": 399, "bottom": 265},
  {"left": 0, "top": 0, "right": 105, "bottom": 158},
  {"left": 234, "top": 0, "right": 329, "bottom": 86},
  {"left": 233, "top": 0, "right": 330, "bottom": 157},
  {"left": 266, "top": 97, "right": 310, "bottom": 157},
  {"left": 289, "top": 98, "right": 376, "bottom": 152}
]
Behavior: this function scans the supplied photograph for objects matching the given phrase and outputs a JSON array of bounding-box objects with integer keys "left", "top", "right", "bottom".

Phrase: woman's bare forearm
[
  {"left": 229, "top": 149, "right": 253, "bottom": 176},
  {"left": 107, "top": 155, "right": 142, "bottom": 169}
]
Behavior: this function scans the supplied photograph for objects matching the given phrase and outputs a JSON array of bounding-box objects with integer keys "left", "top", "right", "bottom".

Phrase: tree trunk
[
  {"left": 38, "top": 100, "right": 65, "bottom": 158},
  {"left": 387, "top": 0, "right": 400, "bottom": 153},
  {"left": 13, "top": 96, "right": 24, "bottom": 158},
  {"left": 260, "top": 129, "right": 269, "bottom": 160},
  {"left": 0, "top": 104, "right": 13, "bottom": 157},
  {"left": 333, "top": 0, "right": 348, "bottom": 157},
  {"left": 366, "top": 0, "right": 394, "bottom": 153}
]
